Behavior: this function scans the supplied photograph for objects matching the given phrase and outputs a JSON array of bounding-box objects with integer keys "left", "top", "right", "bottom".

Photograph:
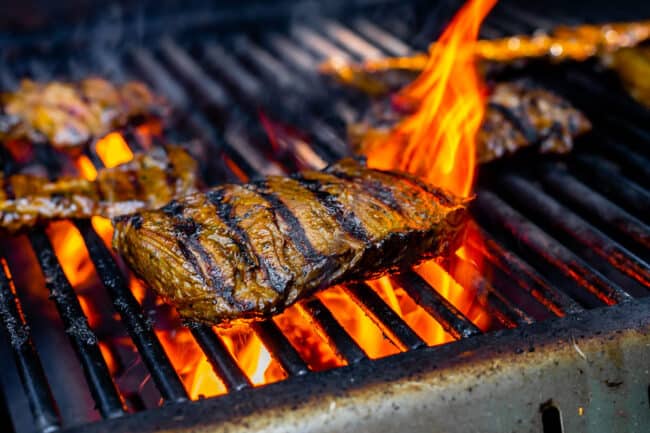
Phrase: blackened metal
[
  {"left": 0, "top": 258, "right": 61, "bottom": 433},
  {"left": 540, "top": 165, "right": 650, "bottom": 253},
  {"left": 344, "top": 282, "right": 425, "bottom": 350},
  {"left": 465, "top": 223, "right": 584, "bottom": 317},
  {"left": 159, "top": 38, "right": 230, "bottom": 112},
  {"left": 500, "top": 174, "right": 650, "bottom": 288},
  {"left": 62, "top": 298, "right": 650, "bottom": 433},
  {"left": 571, "top": 154, "right": 650, "bottom": 220},
  {"left": 252, "top": 321, "right": 310, "bottom": 376},
  {"left": 393, "top": 272, "right": 482, "bottom": 340},
  {"left": 189, "top": 325, "right": 252, "bottom": 391},
  {"left": 590, "top": 139, "right": 650, "bottom": 187},
  {"left": 302, "top": 298, "right": 367, "bottom": 364},
  {"left": 442, "top": 255, "right": 534, "bottom": 328},
  {"left": 202, "top": 43, "right": 264, "bottom": 103},
  {"left": 0, "top": 385, "right": 16, "bottom": 433},
  {"left": 129, "top": 47, "right": 192, "bottom": 110},
  {"left": 74, "top": 220, "right": 189, "bottom": 403},
  {"left": 475, "top": 191, "right": 632, "bottom": 306},
  {"left": 27, "top": 230, "right": 125, "bottom": 419}
]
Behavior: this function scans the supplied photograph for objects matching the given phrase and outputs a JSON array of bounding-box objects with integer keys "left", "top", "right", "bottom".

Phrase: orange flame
[
  {"left": 365, "top": 0, "right": 496, "bottom": 198},
  {"left": 357, "top": 0, "right": 496, "bottom": 339}
]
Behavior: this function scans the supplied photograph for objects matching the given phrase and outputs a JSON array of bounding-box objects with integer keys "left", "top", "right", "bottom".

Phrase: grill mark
[
  {"left": 206, "top": 188, "right": 291, "bottom": 295},
  {"left": 488, "top": 102, "right": 538, "bottom": 143},
  {"left": 326, "top": 169, "right": 404, "bottom": 213},
  {"left": 293, "top": 176, "right": 371, "bottom": 245},
  {"left": 248, "top": 180, "right": 320, "bottom": 261},
  {"left": 162, "top": 201, "right": 235, "bottom": 306}
]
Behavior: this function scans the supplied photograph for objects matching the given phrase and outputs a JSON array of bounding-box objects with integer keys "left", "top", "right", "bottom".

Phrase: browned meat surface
[
  {"left": 113, "top": 158, "right": 468, "bottom": 324},
  {"left": 0, "top": 145, "right": 199, "bottom": 232},
  {"left": 349, "top": 81, "right": 591, "bottom": 163},
  {"left": 0, "top": 78, "right": 165, "bottom": 151},
  {"left": 477, "top": 82, "right": 592, "bottom": 162}
]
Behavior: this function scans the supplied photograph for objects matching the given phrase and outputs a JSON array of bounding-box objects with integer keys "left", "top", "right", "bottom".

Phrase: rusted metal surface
[{"left": 66, "top": 298, "right": 650, "bottom": 433}]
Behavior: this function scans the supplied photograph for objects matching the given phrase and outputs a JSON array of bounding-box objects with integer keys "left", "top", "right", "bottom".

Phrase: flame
[
  {"left": 356, "top": 0, "right": 496, "bottom": 340},
  {"left": 364, "top": 0, "right": 495, "bottom": 197},
  {"left": 367, "top": 277, "right": 453, "bottom": 345},
  {"left": 318, "top": 286, "right": 400, "bottom": 358},
  {"left": 273, "top": 303, "right": 345, "bottom": 370}
]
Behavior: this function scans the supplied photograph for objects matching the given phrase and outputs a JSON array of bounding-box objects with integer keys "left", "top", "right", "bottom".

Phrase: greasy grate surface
[{"left": 0, "top": 0, "right": 649, "bottom": 431}]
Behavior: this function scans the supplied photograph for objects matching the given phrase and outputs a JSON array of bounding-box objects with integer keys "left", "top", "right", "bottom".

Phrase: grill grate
[{"left": 0, "top": 0, "right": 649, "bottom": 432}]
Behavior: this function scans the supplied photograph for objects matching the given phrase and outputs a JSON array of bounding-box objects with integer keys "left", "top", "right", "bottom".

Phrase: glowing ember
[
  {"left": 76, "top": 155, "right": 98, "bottom": 180},
  {"left": 95, "top": 132, "right": 134, "bottom": 168}
]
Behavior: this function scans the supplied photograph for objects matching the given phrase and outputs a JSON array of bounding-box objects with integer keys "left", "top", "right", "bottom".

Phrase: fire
[
  {"left": 48, "top": 0, "right": 500, "bottom": 400},
  {"left": 364, "top": 0, "right": 496, "bottom": 197},
  {"left": 356, "top": 0, "right": 497, "bottom": 338}
]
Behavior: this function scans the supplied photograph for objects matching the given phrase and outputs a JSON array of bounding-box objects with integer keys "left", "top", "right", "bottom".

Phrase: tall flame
[{"left": 365, "top": 0, "right": 496, "bottom": 197}]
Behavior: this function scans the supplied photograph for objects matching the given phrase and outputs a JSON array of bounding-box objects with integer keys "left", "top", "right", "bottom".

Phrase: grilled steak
[
  {"left": 349, "top": 82, "right": 591, "bottom": 163},
  {"left": 0, "top": 145, "right": 199, "bottom": 232},
  {"left": 0, "top": 78, "right": 165, "bottom": 151},
  {"left": 113, "top": 158, "right": 468, "bottom": 324},
  {"left": 477, "top": 82, "right": 591, "bottom": 162}
]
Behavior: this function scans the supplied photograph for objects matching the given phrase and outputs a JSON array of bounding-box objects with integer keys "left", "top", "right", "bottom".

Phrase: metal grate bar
[
  {"left": 266, "top": 33, "right": 320, "bottom": 72},
  {"left": 464, "top": 223, "right": 585, "bottom": 317},
  {"left": 189, "top": 325, "right": 252, "bottom": 391},
  {"left": 159, "top": 38, "right": 230, "bottom": 111},
  {"left": 393, "top": 272, "right": 482, "bottom": 340},
  {"left": 232, "top": 36, "right": 310, "bottom": 95},
  {"left": 203, "top": 43, "right": 265, "bottom": 103},
  {"left": 291, "top": 25, "right": 352, "bottom": 62},
  {"left": 319, "top": 19, "right": 384, "bottom": 60},
  {"left": 590, "top": 138, "right": 650, "bottom": 187},
  {"left": 351, "top": 18, "right": 412, "bottom": 57},
  {"left": 27, "top": 230, "right": 125, "bottom": 419},
  {"left": 443, "top": 255, "right": 534, "bottom": 328},
  {"left": 129, "top": 47, "right": 191, "bottom": 110},
  {"left": 302, "top": 298, "right": 367, "bottom": 364},
  {"left": 74, "top": 220, "right": 189, "bottom": 403},
  {"left": 252, "top": 321, "right": 310, "bottom": 376},
  {"left": 0, "top": 258, "right": 61, "bottom": 433},
  {"left": 475, "top": 191, "right": 633, "bottom": 305},
  {"left": 571, "top": 154, "right": 650, "bottom": 219},
  {"left": 205, "top": 40, "right": 347, "bottom": 158},
  {"left": 499, "top": 175, "right": 650, "bottom": 288},
  {"left": 539, "top": 165, "right": 650, "bottom": 253},
  {"left": 344, "top": 282, "right": 426, "bottom": 350}
]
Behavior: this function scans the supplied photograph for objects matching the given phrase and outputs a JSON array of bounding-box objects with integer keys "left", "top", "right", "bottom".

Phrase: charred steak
[{"left": 113, "top": 158, "right": 469, "bottom": 324}]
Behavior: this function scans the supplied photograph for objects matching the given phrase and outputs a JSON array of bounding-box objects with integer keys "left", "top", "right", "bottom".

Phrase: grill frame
[
  {"left": 61, "top": 298, "right": 650, "bottom": 433},
  {"left": 0, "top": 0, "right": 649, "bottom": 432}
]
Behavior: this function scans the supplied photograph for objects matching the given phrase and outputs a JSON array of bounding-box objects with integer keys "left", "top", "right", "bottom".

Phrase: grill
[{"left": 1, "top": 0, "right": 649, "bottom": 432}]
